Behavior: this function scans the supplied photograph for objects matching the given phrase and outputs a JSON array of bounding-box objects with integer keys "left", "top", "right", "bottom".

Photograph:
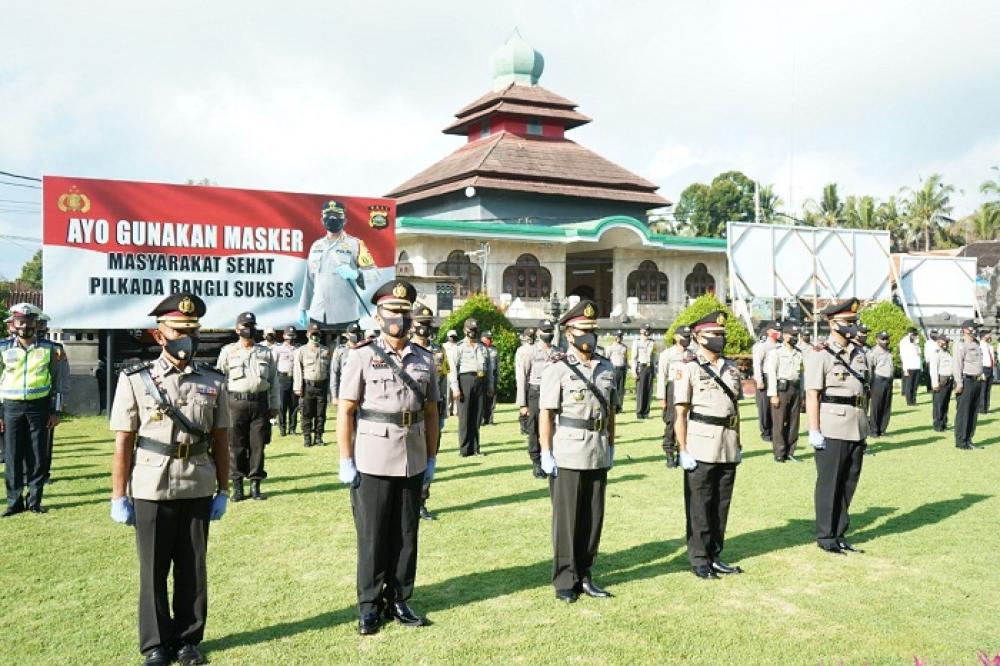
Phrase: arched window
[
  {"left": 395, "top": 251, "right": 414, "bottom": 276},
  {"left": 685, "top": 263, "right": 716, "bottom": 298},
  {"left": 626, "top": 260, "right": 669, "bottom": 303},
  {"left": 434, "top": 250, "right": 482, "bottom": 297},
  {"left": 502, "top": 253, "right": 551, "bottom": 300}
]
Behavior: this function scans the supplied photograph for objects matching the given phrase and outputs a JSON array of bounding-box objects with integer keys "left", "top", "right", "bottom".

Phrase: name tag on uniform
[
  {"left": 150, "top": 411, "right": 163, "bottom": 421},
  {"left": 196, "top": 386, "right": 218, "bottom": 395}
]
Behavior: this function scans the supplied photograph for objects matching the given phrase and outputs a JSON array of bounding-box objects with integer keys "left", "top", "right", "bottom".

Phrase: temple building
[{"left": 386, "top": 31, "right": 727, "bottom": 322}]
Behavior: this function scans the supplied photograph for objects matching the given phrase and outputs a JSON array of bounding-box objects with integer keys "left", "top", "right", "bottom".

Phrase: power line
[
  {"left": 0, "top": 180, "right": 42, "bottom": 190},
  {"left": 0, "top": 198, "right": 40, "bottom": 205},
  {"left": 0, "top": 170, "right": 42, "bottom": 182}
]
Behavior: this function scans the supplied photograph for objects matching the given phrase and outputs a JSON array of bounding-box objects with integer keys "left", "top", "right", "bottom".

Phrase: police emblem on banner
[
  {"left": 57, "top": 186, "right": 91, "bottom": 213},
  {"left": 369, "top": 204, "right": 390, "bottom": 229}
]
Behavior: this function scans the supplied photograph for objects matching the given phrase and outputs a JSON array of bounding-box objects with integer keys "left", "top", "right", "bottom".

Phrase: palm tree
[
  {"left": 844, "top": 195, "right": 879, "bottom": 230},
  {"left": 878, "top": 195, "right": 908, "bottom": 251},
  {"left": 956, "top": 204, "right": 1000, "bottom": 243},
  {"left": 803, "top": 183, "right": 845, "bottom": 227},
  {"left": 901, "top": 174, "right": 955, "bottom": 252},
  {"left": 755, "top": 183, "right": 784, "bottom": 222},
  {"left": 982, "top": 166, "right": 1000, "bottom": 212}
]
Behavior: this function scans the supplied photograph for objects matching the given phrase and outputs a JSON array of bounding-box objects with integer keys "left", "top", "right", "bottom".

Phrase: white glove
[
  {"left": 809, "top": 430, "right": 826, "bottom": 450},
  {"left": 339, "top": 458, "right": 359, "bottom": 485},
  {"left": 679, "top": 451, "right": 698, "bottom": 471},
  {"left": 541, "top": 451, "right": 558, "bottom": 477}
]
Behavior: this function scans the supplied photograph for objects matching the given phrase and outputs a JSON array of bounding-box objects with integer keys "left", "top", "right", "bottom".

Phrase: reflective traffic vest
[{"left": 0, "top": 339, "right": 56, "bottom": 401}]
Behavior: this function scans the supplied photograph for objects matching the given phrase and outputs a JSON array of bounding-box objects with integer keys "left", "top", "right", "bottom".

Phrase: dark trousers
[
  {"left": 300, "top": 380, "right": 329, "bottom": 441},
  {"left": 228, "top": 397, "right": 268, "bottom": 481},
  {"left": 635, "top": 364, "right": 653, "bottom": 417},
  {"left": 661, "top": 384, "right": 677, "bottom": 459},
  {"left": 814, "top": 438, "right": 865, "bottom": 548},
  {"left": 550, "top": 467, "right": 607, "bottom": 590},
  {"left": 481, "top": 384, "right": 497, "bottom": 425},
  {"left": 683, "top": 462, "right": 737, "bottom": 566},
  {"left": 42, "top": 426, "right": 56, "bottom": 483},
  {"left": 612, "top": 365, "right": 626, "bottom": 412},
  {"left": 756, "top": 378, "right": 772, "bottom": 439},
  {"left": 277, "top": 374, "right": 298, "bottom": 433},
  {"left": 3, "top": 398, "right": 50, "bottom": 509},
  {"left": 526, "top": 385, "right": 541, "bottom": 463},
  {"left": 954, "top": 377, "right": 982, "bottom": 446},
  {"left": 134, "top": 497, "right": 211, "bottom": 655},
  {"left": 457, "top": 374, "right": 485, "bottom": 456},
  {"left": 902, "top": 369, "right": 920, "bottom": 406},
  {"left": 351, "top": 472, "right": 422, "bottom": 616},
  {"left": 770, "top": 384, "right": 801, "bottom": 459},
  {"left": 932, "top": 377, "right": 953, "bottom": 430},
  {"left": 868, "top": 376, "right": 893, "bottom": 436},
  {"left": 980, "top": 370, "right": 993, "bottom": 413},
  {"left": 421, "top": 401, "right": 447, "bottom": 507}
]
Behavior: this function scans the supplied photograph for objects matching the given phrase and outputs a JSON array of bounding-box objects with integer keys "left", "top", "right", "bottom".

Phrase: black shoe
[
  {"left": 665, "top": 454, "right": 678, "bottom": 469},
  {"left": 711, "top": 560, "right": 743, "bottom": 575},
  {"left": 303, "top": 435, "right": 313, "bottom": 447},
  {"left": 838, "top": 540, "right": 864, "bottom": 553},
  {"left": 315, "top": 438, "right": 326, "bottom": 446},
  {"left": 3, "top": 500, "right": 25, "bottom": 517},
  {"left": 578, "top": 577, "right": 612, "bottom": 598},
  {"left": 818, "top": 543, "right": 845, "bottom": 555},
  {"left": 175, "top": 643, "right": 206, "bottom": 666},
  {"left": 358, "top": 612, "right": 381, "bottom": 635},
  {"left": 143, "top": 646, "right": 174, "bottom": 666},
  {"left": 279, "top": 428, "right": 286, "bottom": 437},
  {"left": 555, "top": 588, "right": 578, "bottom": 603},
  {"left": 388, "top": 601, "right": 424, "bottom": 627},
  {"left": 773, "top": 456, "right": 785, "bottom": 463},
  {"left": 232, "top": 480, "right": 245, "bottom": 502},
  {"left": 250, "top": 480, "right": 266, "bottom": 500},
  {"left": 691, "top": 565, "right": 720, "bottom": 580},
  {"left": 28, "top": 505, "right": 48, "bottom": 514},
  {"left": 532, "top": 462, "right": 547, "bottom": 479},
  {"left": 419, "top": 505, "right": 435, "bottom": 521},
  {"left": 956, "top": 443, "right": 973, "bottom": 450}
]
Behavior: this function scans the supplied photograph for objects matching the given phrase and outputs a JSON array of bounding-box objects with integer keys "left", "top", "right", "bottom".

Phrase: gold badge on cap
[
  {"left": 57, "top": 185, "right": 92, "bottom": 213},
  {"left": 392, "top": 283, "right": 407, "bottom": 298},
  {"left": 716, "top": 314, "right": 726, "bottom": 325},
  {"left": 368, "top": 204, "right": 389, "bottom": 229},
  {"left": 179, "top": 297, "right": 195, "bottom": 315},
  {"left": 584, "top": 304, "right": 596, "bottom": 318}
]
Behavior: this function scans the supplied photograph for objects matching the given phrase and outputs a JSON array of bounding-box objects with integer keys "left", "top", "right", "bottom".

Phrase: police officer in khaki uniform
[
  {"left": 752, "top": 322, "right": 780, "bottom": 442},
  {"left": 805, "top": 298, "right": 870, "bottom": 555},
  {"left": 606, "top": 331, "right": 629, "bottom": 414},
  {"left": 514, "top": 327, "right": 536, "bottom": 436},
  {"left": 216, "top": 312, "right": 278, "bottom": 501},
  {"left": 447, "top": 318, "right": 493, "bottom": 456},
  {"left": 675, "top": 311, "right": 744, "bottom": 579},
  {"left": 631, "top": 324, "right": 655, "bottom": 418},
  {"left": 517, "top": 318, "right": 557, "bottom": 478},
  {"left": 866, "top": 331, "right": 894, "bottom": 437},
  {"left": 331, "top": 322, "right": 362, "bottom": 403},
  {"left": 953, "top": 320, "right": 985, "bottom": 450},
  {"left": 766, "top": 321, "right": 804, "bottom": 462},
  {"left": 294, "top": 323, "right": 333, "bottom": 447},
  {"left": 336, "top": 280, "right": 439, "bottom": 635},
  {"left": 411, "top": 302, "right": 448, "bottom": 521},
  {"left": 656, "top": 325, "right": 694, "bottom": 468},
  {"left": 929, "top": 333, "right": 955, "bottom": 432},
  {"left": 539, "top": 299, "right": 616, "bottom": 602},
  {"left": 481, "top": 331, "right": 499, "bottom": 425},
  {"left": 273, "top": 326, "right": 299, "bottom": 436},
  {"left": 109, "top": 293, "right": 231, "bottom": 666}
]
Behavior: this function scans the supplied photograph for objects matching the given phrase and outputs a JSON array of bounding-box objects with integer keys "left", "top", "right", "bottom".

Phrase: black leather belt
[
  {"left": 230, "top": 391, "right": 267, "bottom": 401},
  {"left": 305, "top": 379, "right": 329, "bottom": 387},
  {"left": 459, "top": 371, "right": 485, "bottom": 377},
  {"left": 137, "top": 437, "right": 209, "bottom": 459},
  {"left": 359, "top": 408, "right": 424, "bottom": 426},
  {"left": 964, "top": 374, "right": 984, "bottom": 380},
  {"left": 278, "top": 372, "right": 293, "bottom": 378},
  {"left": 558, "top": 415, "right": 607, "bottom": 432},
  {"left": 689, "top": 411, "right": 738, "bottom": 429},
  {"left": 821, "top": 395, "right": 863, "bottom": 407}
]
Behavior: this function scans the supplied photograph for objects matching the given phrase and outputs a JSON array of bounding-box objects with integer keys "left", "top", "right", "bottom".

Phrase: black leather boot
[
  {"left": 251, "top": 479, "right": 266, "bottom": 501},
  {"left": 232, "top": 479, "right": 245, "bottom": 502}
]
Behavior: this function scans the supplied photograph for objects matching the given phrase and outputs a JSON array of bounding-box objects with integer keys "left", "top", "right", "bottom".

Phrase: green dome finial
[{"left": 490, "top": 28, "right": 544, "bottom": 91}]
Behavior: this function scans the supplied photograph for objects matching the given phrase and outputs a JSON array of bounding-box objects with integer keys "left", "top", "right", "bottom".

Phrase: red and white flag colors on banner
[{"left": 42, "top": 176, "right": 396, "bottom": 329}]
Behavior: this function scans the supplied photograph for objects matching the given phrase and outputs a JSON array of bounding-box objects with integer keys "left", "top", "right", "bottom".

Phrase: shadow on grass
[
  {"left": 50, "top": 471, "right": 107, "bottom": 483},
  {"left": 852, "top": 493, "right": 991, "bottom": 544}
]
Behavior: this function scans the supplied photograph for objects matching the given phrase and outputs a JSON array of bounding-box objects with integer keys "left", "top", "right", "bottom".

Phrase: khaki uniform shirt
[
  {"left": 514, "top": 342, "right": 534, "bottom": 407},
  {"left": 216, "top": 342, "right": 279, "bottom": 409},
  {"left": 952, "top": 339, "right": 985, "bottom": 390},
  {"left": 110, "top": 355, "right": 231, "bottom": 501},
  {"left": 752, "top": 339, "right": 778, "bottom": 384},
  {"left": 929, "top": 347, "right": 954, "bottom": 387},
  {"left": 656, "top": 345, "right": 693, "bottom": 400},
  {"left": 867, "top": 345, "right": 894, "bottom": 379},
  {"left": 539, "top": 349, "right": 615, "bottom": 470},
  {"left": 606, "top": 342, "right": 628, "bottom": 368},
  {"left": 631, "top": 337, "right": 655, "bottom": 371},
  {"left": 330, "top": 344, "right": 350, "bottom": 398},
  {"left": 765, "top": 345, "right": 804, "bottom": 397},
  {"left": 447, "top": 340, "right": 493, "bottom": 392},
  {"left": 298, "top": 232, "right": 375, "bottom": 325},
  {"left": 293, "top": 343, "right": 332, "bottom": 392},
  {"left": 804, "top": 340, "right": 869, "bottom": 441},
  {"left": 339, "top": 337, "right": 439, "bottom": 477},
  {"left": 674, "top": 354, "right": 742, "bottom": 463},
  {"left": 273, "top": 343, "right": 297, "bottom": 376}
]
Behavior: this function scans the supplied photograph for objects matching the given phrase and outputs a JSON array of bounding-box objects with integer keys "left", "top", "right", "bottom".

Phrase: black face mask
[
  {"left": 539, "top": 332, "right": 554, "bottom": 343},
  {"left": 802, "top": 335, "right": 812, "bottom": 343},
  {"left": 414, "top": 324, "right": 430, "bottom": 338},
  {"left": 570, "top": 332, "right": 597, "bottom": 353},
  {"left": 165, "top": 335, "right": 199, "bottom": 361},
  {"left": 466, "top": 329, "right": 478, "bottom": 339},
  {"left": 15, "top": 324, "right": 37, "bottom": 339},
  {"left": 677, "top": 336, "right": 691, "bottom": 347},
  {"left": 788, "top": 335, "right": 799, "bottom": 345},
  {"left": 382, "top": 315, "right": 412, "bottom": 338},
  {"left": 238, "top": 328, "right": 254, "bottom": 339},
  {"left": 323, "top": 215, "right": 345, "bottom": 234},
  {"left": 309, "top": 334, "right": 321, "bottom": 344},
  {"left": 836, "top": 323, "right": 859, "bottom": 340},
  {"left": 700, "top": 335, "right": 726, "bottom": 354},
  {"left": 346, "top": 333, "right": 358, "bottom": 344},
  {"left": 265, "top": 334, "right": 275, "bottom": 343}
]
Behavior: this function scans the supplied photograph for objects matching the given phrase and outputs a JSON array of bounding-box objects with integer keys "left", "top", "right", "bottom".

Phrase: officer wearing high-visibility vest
[{"left": 2, "top": 303, "right": 67, "bottom": 516}]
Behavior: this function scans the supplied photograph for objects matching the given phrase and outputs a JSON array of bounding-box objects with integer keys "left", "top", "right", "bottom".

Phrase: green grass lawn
[{"left": 2, "top": 391, "right": 998, "bottom": 665}]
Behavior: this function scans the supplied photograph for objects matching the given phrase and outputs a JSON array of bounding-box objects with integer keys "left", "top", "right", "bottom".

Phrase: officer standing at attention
[
  {"left": 899, "top": 328, "right": 922, "bottom": 406},
  {"left": 515, "top": 327, "right": 536, "bottom": 436},
  {"left": 518, "top": 319, "right": 557, "bottom": 478},
  {"left": 273, "top": 326, "right": 299, "bottom": 437},
  {"left": 330, "top": 323, "right": 362, "bottom": 404},
  {"left": 443, "top": 330, "right": 460, "bottom": 416},
  {"left": 929, "top": 334, "right": 955, "bottom": 432},
  {"left": 294, "top": 323, "right": 333, "bottom": 448},
  {"left": 766, "top": 321, "right": 804, "bottom": 463},
  {"left": 752, "top": 322, "right": 780, "bottom": 442},
  {"left": 1, "top": 304, "right": 66, "bottom": 516},
  {"left": 805, "top": 298, "right": 870, "bottom": 555},
  {"left": 798, "top": 329, "right": 814, "bottom": 352},
  {"left": 411, "top": 303, "right": 448, "bottom": 521},
  {"left": 538, "top": 299, "right": 616, "bottom": 602},
  {"left": 481, "top": 331, "right": 499, "bottom": 425},
  {"left": 656, "top": 325, "right": 694, "bottom": 468},
  {"left": 631, "top": 324, "right": 655, "bottom": 419},
  {"left": 952, "top": 320, "right": 985, "bottom": 450},
  {"left": 979, "top": 329, "right": 995, "bottom": 414},
  {"left": 674, "top": 311, "right": 744, "bottom": 579},
  {"left": 606, "top": 331, "right": 629, "bottom": 414},
  {"left": 216, "top": 312, "right": 278, "bottom": 501},
  {"left": 336, "top": 280, "right": 439, "bottom": 635},
  {"left": 109, "top": 293, "right": 230, "bottom": 666},
  {"left": 866, "top": 331, "right": 894, "bottom": 438},
  {"left": 447, "top": 318, "right": 493, "bottom": 457},
  {"left": 36, "top": 310, "right": 71, "bottom": 485}
]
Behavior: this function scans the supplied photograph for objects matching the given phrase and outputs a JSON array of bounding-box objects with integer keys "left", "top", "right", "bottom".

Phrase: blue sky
[{"left": 2, "top": 0, "right": 998, "bottom": 280}]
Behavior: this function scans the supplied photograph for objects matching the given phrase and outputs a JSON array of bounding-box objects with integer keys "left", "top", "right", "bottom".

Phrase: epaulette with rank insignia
[
  {"left": 549, "top": 351, "right": 567, "bottom": 363},
  {"left": 354, "top": 338, "right": 374, "bottom": 349},
  {"left": 123, "top": 361, "right": 153, "bottom": 375},
  {"left": 411, "top": 341, "right": 430, "bottom": 353},
  {"left": 194, "top": 361, "right": 224, "bottom": 377}
]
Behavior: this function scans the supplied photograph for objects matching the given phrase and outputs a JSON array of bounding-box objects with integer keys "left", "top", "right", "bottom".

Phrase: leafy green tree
[
  {"left": 436, "top": 293, "right": 518, "bottom": 402},
  {"left": 844, "top": 195, "right": 879, "bottom": 230},
  {"left": 956, "top": 204, "right": 1000, "bottom": 243},
  {"left": 674, "top": 171, "right": 757, "bottom": 237},
  {"left": 18, "top": 250, "right": 42, "bottom": 289},
  {"left": 757, "top": 183, "right": 784, "bottom": 223},
  {"left": 665, "top": 294, "right": 753, "bottom": 357},
  {"left": 901, "top": 173, "right": 955, "bottom": 252}
]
